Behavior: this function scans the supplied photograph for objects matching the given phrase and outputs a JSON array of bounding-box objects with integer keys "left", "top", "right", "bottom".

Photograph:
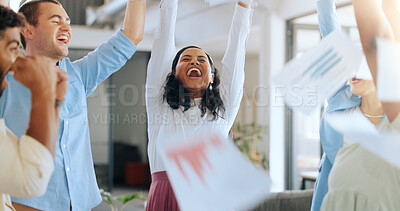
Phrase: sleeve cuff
[
  {"left": 160, "top": 0, "right": 178, "bottom": 9},
  {"left": 234, "top": 3, "right": 253, "bottom": 25}
]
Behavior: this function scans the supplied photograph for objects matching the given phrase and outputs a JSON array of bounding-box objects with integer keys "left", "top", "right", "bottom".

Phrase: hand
[
  {"left": 55, "top": 68, "right": 68, "bottom": 101},
  {"left": 0, "top": 0, "right": 10, "bottom": 7},
  {"left": 238, "top": 0, "right": 251, "bottom": 8},
  {"left": 12, "top": 55, "right": 57, "bottom": 98}
]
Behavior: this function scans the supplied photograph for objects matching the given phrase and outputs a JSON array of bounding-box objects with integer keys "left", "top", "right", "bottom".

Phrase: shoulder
[{"left": 377, "top": 114, "right": 400, "bottom": 133}]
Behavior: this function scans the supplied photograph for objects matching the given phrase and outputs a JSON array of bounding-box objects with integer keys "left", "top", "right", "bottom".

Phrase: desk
[{"left": 299, "top": 171, "right": 318, "bottom": 190}]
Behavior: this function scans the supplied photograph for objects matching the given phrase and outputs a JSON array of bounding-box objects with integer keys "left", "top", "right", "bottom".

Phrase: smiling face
[
  {"left": 0, "top": 27, "right": 21, "bottom": 96},
  {"left": 23, "top": 2, "right": 71, "bottom": 60},
  {"left": 174, "top": 48, "right": 214, "bottom": 93},
  {"left": 349, "top": 77, "right": 376, "bottom": 97}
]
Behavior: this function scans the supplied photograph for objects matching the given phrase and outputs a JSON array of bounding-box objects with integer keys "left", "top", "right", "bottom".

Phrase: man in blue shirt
[
  {"left": 0, "top": 0, "right": 145, "bottom": 210},
  {"left": 310, "top": 0, "right": 361, "bottom": 210}
]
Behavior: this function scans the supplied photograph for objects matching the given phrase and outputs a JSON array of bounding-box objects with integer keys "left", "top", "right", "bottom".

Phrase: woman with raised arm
[
  {"left": 145, "top": 0, "right": 253, "bottom": 210},
  {"left": 311, "top": 0, "right": 386, "bottom": 210},
  {"left": 319, "top": 2, "right": 400, "bottom": 210},
  {"left": 352, "top": 0, "right": 400, "bottom": 124}
]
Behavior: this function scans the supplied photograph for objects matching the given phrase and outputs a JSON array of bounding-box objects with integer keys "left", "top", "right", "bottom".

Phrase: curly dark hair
[
  {"left": 0, "top": 5, "right": 24, "bottom": 39},
  {"left": 163, "top": 46, "right": 225, "bottom": 120}
]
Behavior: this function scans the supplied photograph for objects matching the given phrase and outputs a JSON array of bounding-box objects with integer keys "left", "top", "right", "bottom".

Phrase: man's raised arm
[{"left": 122, "top": 0, "right": 146, "bottom": 45}]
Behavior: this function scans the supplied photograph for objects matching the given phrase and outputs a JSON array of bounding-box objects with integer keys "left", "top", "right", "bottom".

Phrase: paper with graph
[
  {"left": 325, "top": 111, "right": 400, "bottom": 169},
  {"left": 377, "top": 38, "right": 400, "bottom": 102},
  {"left": 274, "top": 30, "right": 363, "bottom": 114},
  {"left": 160, "top": 132, "right": 271, "bottom": 211}
]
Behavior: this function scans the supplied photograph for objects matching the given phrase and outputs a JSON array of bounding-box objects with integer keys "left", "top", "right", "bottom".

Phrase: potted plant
[
  {"left": 100, "top": 189, "right": 147, "bottom": 211},
  {"left": 232, "top": 122, "right": 269, "bottom": 170}
]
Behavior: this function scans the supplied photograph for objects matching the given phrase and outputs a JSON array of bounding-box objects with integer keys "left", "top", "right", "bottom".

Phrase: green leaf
[
  {"left": 100, "top": 189, "right": 114, "bottom": 205},
  {"left": 117, "top": 192, "right": 147, "bottom": 204}
]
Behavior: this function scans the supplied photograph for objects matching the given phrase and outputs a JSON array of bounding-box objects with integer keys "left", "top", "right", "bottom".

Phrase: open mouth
[
  {"left": 186, "top": 68, "right": 202, "bottom": 78},
  {"left": 350, "top": 76, "right": 362, "bottom": 84},
  {"left": 57, "top": 35, "right": 69, "bottom": 44}
]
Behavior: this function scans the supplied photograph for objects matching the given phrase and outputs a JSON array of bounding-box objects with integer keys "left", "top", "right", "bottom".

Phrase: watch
[{"left": 55, "top": 100, "right": 64, "bottom": 108}]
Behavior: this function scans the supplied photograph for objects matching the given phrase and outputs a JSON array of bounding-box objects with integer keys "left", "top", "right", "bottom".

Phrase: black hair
[
  {"left": 18, "top": 0, "right": 61, "bottom": 48},
  {"left": 163, "top": 46, "right": 225, "bottom": 120},
  {"left": 0, "top": 6, "right": 24, "bottom": 97},
  {"left": 0, "top": 5, "right": 24, "bottom": 39}
]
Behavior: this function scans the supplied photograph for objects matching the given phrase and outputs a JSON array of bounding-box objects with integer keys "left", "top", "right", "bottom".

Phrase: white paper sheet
[
  {"left": 160, "top": 132, "right": 271, "bottom": 211},
  {"left": 273, "top": 31, "right": 363, "bottom": 114},
  {"left": 325, "top": 111, "right": 400, "bottom": 169},
  {"left": 377, "top": 38, "right": 400, "bottom": 102},
  {"left": 355, "top": 57, "right": 373, "bottom": 80}
]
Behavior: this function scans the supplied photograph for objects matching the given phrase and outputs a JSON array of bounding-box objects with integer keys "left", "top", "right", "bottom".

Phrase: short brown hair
[
  {"left": 18, "top": 0, "right": 61, "bottom": 48},
  {"left": 18, "top": 0, "right": 61, "bottom": 26}
]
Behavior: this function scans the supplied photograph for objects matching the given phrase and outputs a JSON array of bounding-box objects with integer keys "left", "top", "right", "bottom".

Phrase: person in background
[
  {"left": 0, "top": 5, "right": 68, "bottom": 211},
  {"left": 311, "top": 0, "right": 385, "bottom": 210},
  {"left": 319, "top": 1, "right": 400, "bottom": 210},
  {"left": 353, "top": 0, "right": 400, "bottom": 125},
  {"left": 145, "top": 0, "right": 253, "bottom": 210},
  {"left": 0, "top": 0, "right": 145, "bottom": 210}
]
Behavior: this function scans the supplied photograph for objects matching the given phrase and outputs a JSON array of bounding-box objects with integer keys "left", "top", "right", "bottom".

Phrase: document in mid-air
[
  {"left": 274, "top": 30, "right": 363, "bottom": 114},
  {"left": 160, "top": 132, "right": 271, "bottom": 211}
]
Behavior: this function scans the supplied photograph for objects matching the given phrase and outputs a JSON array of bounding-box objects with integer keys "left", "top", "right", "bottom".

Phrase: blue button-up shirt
[
  {"left": 0, "top": 29, "right": 137, "bottom": 210},
  {"left": 310, "top": 1, "right": 361, "bottom": 211}
]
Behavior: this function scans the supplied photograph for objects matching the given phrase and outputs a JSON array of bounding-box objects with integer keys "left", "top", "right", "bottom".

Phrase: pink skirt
[{"left": 145, "top": 171, "right": 180, "bottom": 211}]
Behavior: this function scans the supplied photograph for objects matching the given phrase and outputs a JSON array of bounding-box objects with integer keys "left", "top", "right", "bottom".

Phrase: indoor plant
[
  {"left": 100, "top": 189, "right": 147, "bottom": 211},
  {"left": 232, "top": 122, "right": 269, "bottom": 170}
]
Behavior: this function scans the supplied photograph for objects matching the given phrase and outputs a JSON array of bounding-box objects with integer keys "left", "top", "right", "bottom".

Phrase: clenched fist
[
  {"left": 55, "top": 69, "right": 68, "bottom": 102},
  {"left": 12, "top": 55, "right": 58, "bottom": 99}
]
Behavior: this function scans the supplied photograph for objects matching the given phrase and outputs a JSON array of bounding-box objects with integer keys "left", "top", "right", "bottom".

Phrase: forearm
[
  {"left": 122, "top": 0, "right": 146, "bottom": 45},
  {"left": 317, "top": 0, "right": 341, "bottom": 37},
  {"left": 147, "top": 0, "right": 178, "bottom": 85},
  {"left": 222, "top": 3, "right": 252, "bottom": 70},
  {"left": 26, "top": 94, "right": 57, "bottom": 157},
  {"left": 221, "top": 3, "right": 252, "bottom": 124},
  {"left": 55, "top": 106, "right": 60, "bottom": 134},
  {"left": 353, "top": 0, "right": 393, "bottom": 81},
  {"left": 353, "top": 0, "right": 400, "bottom": 122},
  {"left": 151, "top": 0, "right": 178, "bottom": 63}
]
